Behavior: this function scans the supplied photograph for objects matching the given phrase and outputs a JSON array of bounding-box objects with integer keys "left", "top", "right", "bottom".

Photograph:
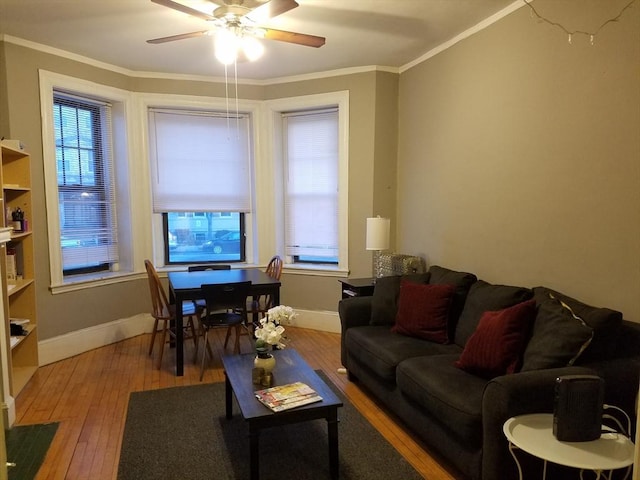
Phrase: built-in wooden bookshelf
[{"left": 0, "top": 143, "right": 38, "bottom": 396}]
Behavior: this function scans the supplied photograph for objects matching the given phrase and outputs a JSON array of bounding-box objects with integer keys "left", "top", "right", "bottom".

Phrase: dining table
[{"left": 168, "top": 268, "right": 282, "bottom": 376}]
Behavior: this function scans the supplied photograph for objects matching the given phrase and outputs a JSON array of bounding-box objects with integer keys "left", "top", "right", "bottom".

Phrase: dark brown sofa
[{"left": 339, "top": 265, "right": 640, "bottom": 480}]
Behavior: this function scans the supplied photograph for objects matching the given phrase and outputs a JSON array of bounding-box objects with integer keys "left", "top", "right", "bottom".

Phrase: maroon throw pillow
[
  {"left": 392, "top": 281, "right": 456, "bottom": 344},
  {"left": 455, "top": 299, "right": 536, "bottom": 378}
]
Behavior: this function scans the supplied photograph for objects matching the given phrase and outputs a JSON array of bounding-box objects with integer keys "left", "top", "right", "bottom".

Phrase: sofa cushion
[
  {"left": 454, "top": 280, "right": 533, "bottom": 348},
  {"left": 428, "top": 265, "right": 477, "bottom": 340},
  {"left": 521, "top": 291, "right": 594, "bottom": 371},
  {"left": 455, "top": 299, "right": 536, "bottom": 378},
  {"left": 345, "top": 325, "right": 461, "bottom": 382},
  {"left": 370, "top": 273, "right": 431, "bottom": 326},
  {"left": 396, "top": 354, "right": 487, "bottom": 447},
  {"left": 392, "top": 281, "right": 456, "bottom": 343},
  {"left": 532, "top": 287, "right": 622, "bottom": 363}
]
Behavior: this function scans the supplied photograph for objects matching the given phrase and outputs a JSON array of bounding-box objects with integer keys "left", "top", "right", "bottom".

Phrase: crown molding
[{"left": 399, "top": 0, "right": 526, "bottom": 73}]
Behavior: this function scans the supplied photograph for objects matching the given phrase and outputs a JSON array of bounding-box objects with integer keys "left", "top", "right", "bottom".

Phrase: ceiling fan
[{"left": 147, "top": 0, "right": 326, "bottom": 55}]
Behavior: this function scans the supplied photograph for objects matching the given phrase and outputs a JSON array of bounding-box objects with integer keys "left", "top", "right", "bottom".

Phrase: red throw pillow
[
  {"left": 392, "top": 281, "right": 456, "bottom": 344},
  {"left": 455, "top": 299, "right": 536, "bottom": 378}
]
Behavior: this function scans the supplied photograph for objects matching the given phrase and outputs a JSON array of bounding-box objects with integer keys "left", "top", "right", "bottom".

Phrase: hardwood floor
[{"left": 14, "top": 326, "right": 463, "bottom": 479}]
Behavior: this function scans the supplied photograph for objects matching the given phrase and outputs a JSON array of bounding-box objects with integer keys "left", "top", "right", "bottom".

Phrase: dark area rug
[
  {"left": 117, "top": 371, "right": 423, "bottom": 480},
  {"left": 6, "top": 422, "right": 59, "bottom": 480}
]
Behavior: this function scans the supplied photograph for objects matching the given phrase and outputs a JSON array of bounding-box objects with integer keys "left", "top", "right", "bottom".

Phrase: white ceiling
[{"left": 0, "top": 0, "right": 518, "bottom": 81}]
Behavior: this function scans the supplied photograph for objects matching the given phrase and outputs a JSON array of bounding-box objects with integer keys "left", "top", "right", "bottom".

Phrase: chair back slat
[
  {"left": 145, "top": 260, "right": 171, "bottom": 320},
  {"left": 265, "top": 255, "right": 283, "bottom": 280},
  {"left": 260, "top": 255, "right": 283, "bottom": 311}
]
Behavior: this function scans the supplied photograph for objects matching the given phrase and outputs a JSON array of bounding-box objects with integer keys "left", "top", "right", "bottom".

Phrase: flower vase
[{"left": 254, "top": 351, "right": 276, "bottom": 374}]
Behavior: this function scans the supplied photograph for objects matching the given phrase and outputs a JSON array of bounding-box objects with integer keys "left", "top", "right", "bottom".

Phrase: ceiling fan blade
[
  {"left": 147, "top": 30, "right": 210, "bottom": 44},
  {"left": 151, "top": 0, "right": 215, "bottom": 21},
  {"left": 263, "top": 28, "right": 325, "bottom": 48},
  {"left": 246, "top": 0, "right": 298, "bottom": 23}
]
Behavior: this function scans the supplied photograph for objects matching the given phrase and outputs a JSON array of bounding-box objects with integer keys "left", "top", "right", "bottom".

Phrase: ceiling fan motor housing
[{"left": 214, "top": 5, "right": 252, "bottom": 21}]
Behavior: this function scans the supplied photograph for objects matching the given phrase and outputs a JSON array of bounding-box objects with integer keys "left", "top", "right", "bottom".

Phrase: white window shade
[
  {"left": 148, "top": 109, "right": 252, "bottom": 212},
  {"left": 283, "top": 109, "right": 339, "bottom": 260}
]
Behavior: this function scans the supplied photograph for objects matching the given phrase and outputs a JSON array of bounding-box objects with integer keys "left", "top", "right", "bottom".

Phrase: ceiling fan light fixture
[
  {"left": 241, "top": 35, "right": 264, "bottom": 61},
  {"left": 215, "top": 28, "right": 239, "bottom": 65}
]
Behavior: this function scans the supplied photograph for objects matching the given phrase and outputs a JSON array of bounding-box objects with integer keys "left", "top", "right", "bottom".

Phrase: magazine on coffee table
[{"left": 255, "top": 382, "right": 323, "bottom": 412}]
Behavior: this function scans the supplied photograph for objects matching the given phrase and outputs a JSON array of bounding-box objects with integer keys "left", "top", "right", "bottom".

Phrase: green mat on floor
[{"left": 6, "top": 422, "right": 59, "bottom": 480}]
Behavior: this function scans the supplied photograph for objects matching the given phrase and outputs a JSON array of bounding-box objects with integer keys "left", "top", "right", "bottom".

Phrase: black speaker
[{"left": 553, "top": 374, "right": 604, "bottom": 442}]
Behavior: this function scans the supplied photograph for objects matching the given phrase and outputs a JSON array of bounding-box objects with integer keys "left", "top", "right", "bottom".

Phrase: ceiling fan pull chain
[
  {"left": 224, "top": 63, "right": 231, "bottom": 137},
  {"left": 234, "top": 58, "right": 240, "bottom": 139}
]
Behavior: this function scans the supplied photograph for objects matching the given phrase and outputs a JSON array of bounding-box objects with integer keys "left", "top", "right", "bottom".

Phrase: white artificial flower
[{"left": 254, "top": 305, "right": 296, "bottom": 348}]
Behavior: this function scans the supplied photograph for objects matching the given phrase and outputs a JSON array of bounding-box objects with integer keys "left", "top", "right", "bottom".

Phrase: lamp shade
[{"left": 366, "top": 217, "right": 390, "bottom": 251}]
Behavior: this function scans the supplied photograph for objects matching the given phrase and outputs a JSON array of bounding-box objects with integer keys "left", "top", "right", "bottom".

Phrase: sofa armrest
[
  {"left": 338, "top": 296, "right": 372, "bottom": 367},
  {"left": 583, "top": 356, "right": 640, "bottom": 422},
  {"left": 481, "top": 366, "right": 596, "bottom": 480},
  {"left": 338, "top": 296, "right": 372, "bottom": 330}
]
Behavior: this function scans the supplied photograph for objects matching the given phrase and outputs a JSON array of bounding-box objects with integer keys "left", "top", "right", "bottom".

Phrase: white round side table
[{"left": 503, "top": 413, "right": 635, "bottom": 480}]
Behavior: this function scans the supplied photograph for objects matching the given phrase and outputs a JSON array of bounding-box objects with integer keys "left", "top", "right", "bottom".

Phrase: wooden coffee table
[{"left": 222, "top": 348, "right": 343, "bottom": 480}]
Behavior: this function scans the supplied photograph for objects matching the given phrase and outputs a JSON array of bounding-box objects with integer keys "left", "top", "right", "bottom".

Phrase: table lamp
[{"left": 366, "top": 216, "right": 390, "bottom": 279}]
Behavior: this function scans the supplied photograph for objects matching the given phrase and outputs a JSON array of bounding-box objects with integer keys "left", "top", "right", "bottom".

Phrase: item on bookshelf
[
  {"left": 11, "top": 208, "right": 24, "bottom": 232},
  {"left": 254, "top": 382, "right": 323, "bottom": 412},
  {"left": 9, "top": 323, "right": 26, "bottom": 336},
  {"left": 6, "top": 249, "right": 16, "bottom": 281},
  {"left": 0, "top": 139, "right": 25, "bottom": 151},
  {"left": 9, "top": 318, "right": 30, "bottom": 326}
]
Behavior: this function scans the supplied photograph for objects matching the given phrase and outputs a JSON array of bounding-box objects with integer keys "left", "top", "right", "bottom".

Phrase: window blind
[
  {"left": 283, "top": 109, "right": 339, "bottom": 260},
  {"left": 148, "top": 109, "right": 252, "bottom": 213},
  {"left": 54, "top": 92, "right": 119, "bottom": 272}
]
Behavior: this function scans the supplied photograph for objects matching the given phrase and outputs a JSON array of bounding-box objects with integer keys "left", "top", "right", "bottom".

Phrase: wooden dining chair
[
  {"left": 197, "top": 281, "right": 252, "bottom": 380},
  {"left": 144, "top": 259, "right": 200, "bottom": 369},
  {"left": 247, "top": 255, "right": 283, "bottom": 322}
]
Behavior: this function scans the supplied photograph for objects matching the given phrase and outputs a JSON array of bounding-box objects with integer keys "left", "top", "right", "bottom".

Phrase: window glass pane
[
  {"left": 165, "top": 211, "right": 244, "bottom": 264},
  {"left": 54, "top": 92, "right": 119, "bottom": 274}
]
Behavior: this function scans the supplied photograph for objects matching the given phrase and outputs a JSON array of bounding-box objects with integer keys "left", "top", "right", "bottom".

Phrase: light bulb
[
  {"left": 215, "top": 29, "right": 239, "bottom": 65},
  {"left": 242, "top": 36, "right": 264, "bottom": 62}
]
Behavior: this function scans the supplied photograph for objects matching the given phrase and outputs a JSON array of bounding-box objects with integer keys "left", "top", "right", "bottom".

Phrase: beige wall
[
  {"left": 397, "top": 1, "right": 640, "bottom": 322},
  {"left": 0, "top": 44, "right": 7, "bottom": 136},
  {"left": 0, "top": 42, "right": 393, "bottom": 339}
]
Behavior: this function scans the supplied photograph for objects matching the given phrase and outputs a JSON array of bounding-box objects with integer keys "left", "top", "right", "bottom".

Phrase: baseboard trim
[
  {"left": 38, "top": 313, "right": 155, "bottom": 366},
  {"left": 37, "top": 309, "right": 340, "bottom": 366},
  {"left": 3, "top": 395, "right": 15, "bottom": 428},
  {"left": 291, "top": 309, "right": 341, "bottom": 334}
]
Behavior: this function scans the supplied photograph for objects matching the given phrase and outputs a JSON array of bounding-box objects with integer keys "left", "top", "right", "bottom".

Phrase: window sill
[
  {"left": 50, "top": 270, "right": 144, "bottom": 294},
  {"left": 283, "top": 264, "right": 348, "bottom": 277}
]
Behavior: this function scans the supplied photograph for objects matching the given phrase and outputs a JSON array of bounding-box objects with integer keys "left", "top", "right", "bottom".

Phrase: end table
[
  {"left": 503, "top": 413, "right": 634, "bottom": 480},
  {"left": 339, "top": 277, "right": 375, "bottom": 299}
]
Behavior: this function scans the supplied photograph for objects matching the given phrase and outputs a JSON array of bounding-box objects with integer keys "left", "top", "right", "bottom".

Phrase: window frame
[
  {"left": 40, "top": 71, "right": 139, "bottom": 292},
  {"left": 264, "top": 91, "right": 350, "bottom": 275},
  {"left": 137, "top": 93, "right": 262, "bottom": 268}
]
